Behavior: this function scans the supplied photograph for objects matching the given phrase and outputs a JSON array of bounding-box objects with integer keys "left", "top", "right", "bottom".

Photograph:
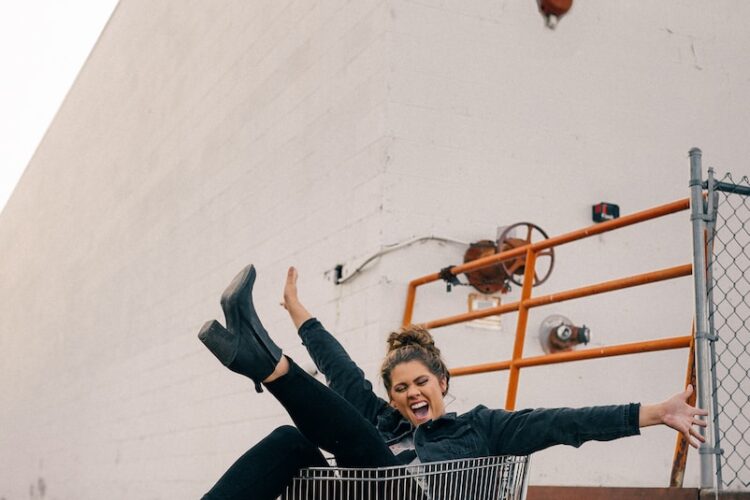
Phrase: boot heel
[
  {"left": 198, "top": 319, "right": 269, "bottom": 393},
  {"left": 198, "top": 320, "right": 238, "bottom": 367}
]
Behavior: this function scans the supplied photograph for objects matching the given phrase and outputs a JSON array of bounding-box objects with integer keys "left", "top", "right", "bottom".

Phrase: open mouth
[{"left": 410, "top": 401, "right": 430, "bottom": 420}]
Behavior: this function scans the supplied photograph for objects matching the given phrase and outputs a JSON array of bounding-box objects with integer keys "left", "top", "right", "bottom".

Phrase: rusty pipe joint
[
  {"left": 549, "top": 323, "right": 590, "bottom": 351},
  {"left": 540, "top": 314, "right": 590, "bottom": 353}
]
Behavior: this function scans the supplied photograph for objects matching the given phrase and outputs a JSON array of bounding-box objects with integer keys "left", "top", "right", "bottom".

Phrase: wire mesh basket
[{"left": 279, "top": 455, "right": 530, "bottom": 500}]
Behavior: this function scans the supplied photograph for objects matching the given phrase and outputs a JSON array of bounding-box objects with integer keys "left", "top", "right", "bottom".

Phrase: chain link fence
[{"left": 705, "top": 169, "right": 750, "bottom": 491}]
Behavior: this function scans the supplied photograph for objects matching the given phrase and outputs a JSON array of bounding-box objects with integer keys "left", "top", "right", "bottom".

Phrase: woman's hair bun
[
  {"left": 381, "top": 325, "right": 449, "bottom": 394},
  {"left": 386, "top": 325, "right": 437, "bottom": 354}
]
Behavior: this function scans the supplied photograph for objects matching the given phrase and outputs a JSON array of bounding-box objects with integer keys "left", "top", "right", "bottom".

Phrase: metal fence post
[
  {"left": 704, "top": 168, "right": 724, "bottom": 490},
  {"left": 688, "top": 147, "right": 714, "bottom": 489}
]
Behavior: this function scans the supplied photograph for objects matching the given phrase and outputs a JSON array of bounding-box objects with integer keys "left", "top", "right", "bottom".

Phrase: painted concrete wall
[{"left": 0, "top": 1, "right": 748, "bottom": 498}]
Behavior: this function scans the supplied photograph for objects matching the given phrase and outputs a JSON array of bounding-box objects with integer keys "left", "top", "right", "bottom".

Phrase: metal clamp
[
  {"left": 439, "top": 265, "right": 461, "bottom": 292},
  {"left": 699, "top": 446, "right": 724, "bottom": 456},
  {"left": 690, "top": 213, "right": 714, "bottom": 222},
  {"left": 695, "top": 331, "right": 719, "bottom": 342}
]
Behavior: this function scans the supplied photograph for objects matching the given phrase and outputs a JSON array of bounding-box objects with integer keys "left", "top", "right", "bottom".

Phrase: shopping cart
[{"left": 280, "top": 455, "right": 530, "bottom": 500}]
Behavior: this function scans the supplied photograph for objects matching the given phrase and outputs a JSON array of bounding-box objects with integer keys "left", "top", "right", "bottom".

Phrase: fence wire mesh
[
  {"left": 279, "top": 456, "right": 529, "bottom": 500},
  {"left": 706, "top": 171, "right": 750, "bottom": 491}
]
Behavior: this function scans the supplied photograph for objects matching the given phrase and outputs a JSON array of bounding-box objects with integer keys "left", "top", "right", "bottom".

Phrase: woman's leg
[
  {"left": 199, "top": 265, "right": 398, "bottom": 468},
  {"left": 200, "top": 317, "right": 396, "bottom": 468},
  {"left": 202, "top": 425, "right": 327, "bottom": 500},
  {"left": 264, "top": 358, "right": 398, "bottom": 468}
]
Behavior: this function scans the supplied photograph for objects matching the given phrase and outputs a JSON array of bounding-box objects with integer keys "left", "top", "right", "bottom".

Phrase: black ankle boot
[
  {"left": 198, "top": 264, "right": 282, "bottom": 392},
  {"left": 198, "top": 320, "right": 280, "bottom": 392}
]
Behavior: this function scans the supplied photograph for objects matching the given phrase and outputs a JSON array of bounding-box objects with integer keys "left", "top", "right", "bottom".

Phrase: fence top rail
[{"left": 709, "top": 180, "right": 750, "bottom": 196}]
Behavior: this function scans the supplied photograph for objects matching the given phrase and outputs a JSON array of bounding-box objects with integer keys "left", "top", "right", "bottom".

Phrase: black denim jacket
[{"left": 298, "top": 318, "right": 640, "bottom": 463}]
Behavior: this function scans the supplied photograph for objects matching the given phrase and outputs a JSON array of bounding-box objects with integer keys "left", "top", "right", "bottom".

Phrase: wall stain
[{"left": 27, "top": 477, "right": 46, "bottom": 499}]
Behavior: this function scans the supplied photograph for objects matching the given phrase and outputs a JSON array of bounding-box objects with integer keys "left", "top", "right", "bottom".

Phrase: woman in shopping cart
[{"left": 199, "top": 264, "right": 708, "bottom": 500}]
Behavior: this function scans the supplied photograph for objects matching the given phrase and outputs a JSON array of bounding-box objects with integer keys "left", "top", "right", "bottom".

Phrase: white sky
[{"left": 0, "top": 1, "right": 118, "bottom": 215}]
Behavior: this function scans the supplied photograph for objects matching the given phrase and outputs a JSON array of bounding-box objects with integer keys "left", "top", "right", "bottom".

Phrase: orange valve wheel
[{"left": 497, "top": 222, "right": 555, "bottom": 287}]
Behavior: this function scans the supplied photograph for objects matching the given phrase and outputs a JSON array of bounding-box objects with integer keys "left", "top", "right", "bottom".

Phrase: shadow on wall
[{"left": 26, "top": 476, "right": 46, "bottom": 499}]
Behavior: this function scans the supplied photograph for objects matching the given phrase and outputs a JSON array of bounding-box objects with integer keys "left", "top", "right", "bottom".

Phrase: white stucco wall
[{"left": 0, "top": 1, "right": 748, "bottom": 498}]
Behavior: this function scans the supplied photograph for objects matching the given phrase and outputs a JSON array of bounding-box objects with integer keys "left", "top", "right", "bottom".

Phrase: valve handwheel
[{"left": 496, "top": 222, "right": 555, "bottom": 287}]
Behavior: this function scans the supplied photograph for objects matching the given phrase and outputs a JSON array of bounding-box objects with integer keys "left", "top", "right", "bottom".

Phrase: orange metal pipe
[
  {"left": 450, "top": 359, "right": 513, "bottom": 376},
  {"left": 524, "top": 264, "right": 693, "bottom": 309},
  {"left": 420, "top": 264, "right": 692, "bottom": 330},
  {"left": 506, "top": 248, "right": 537, "bottom": 410},
  {"left": 423, "top": 301, "right": 521, "bottom": 329},
  {"left": 671, "top": 325, "right": 696, "bottom": 487},
  {"left": 529, "top": 198, "right": 689, "bottom": 252},
  {"left": 449, "top": 336, "right": 692, "bottom": 377},
  {"left": 402, "top": 283, "right": 418, "bottom": 326},
  {"left": 514, "top": 335, "right": 691, "bottom": 368},
  {"left": 454, "top": 244, "right": 528, "bottom": 276}
]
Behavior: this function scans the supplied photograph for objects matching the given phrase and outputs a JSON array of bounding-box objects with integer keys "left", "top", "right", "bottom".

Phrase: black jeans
[{"left": 202, "top": 359, "right": 399, "bottom": 500}]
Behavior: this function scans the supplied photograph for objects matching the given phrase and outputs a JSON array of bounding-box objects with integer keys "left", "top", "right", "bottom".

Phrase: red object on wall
[
  {"left": 592, "top": 202, "right": 620, "bottom": 223},
  {"left": 538, "top": 0, "right": 573, "bottom": 18}
]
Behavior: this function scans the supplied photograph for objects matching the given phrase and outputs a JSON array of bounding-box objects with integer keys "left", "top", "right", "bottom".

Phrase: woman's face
[{"left": 388, "top": 360, "right": 447, "bottom": 427}]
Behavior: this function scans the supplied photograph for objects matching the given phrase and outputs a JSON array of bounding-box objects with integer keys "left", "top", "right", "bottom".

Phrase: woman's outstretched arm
[
  {"left": 480, "top": 385, "right": 709, "bottom": 456},
  {"left": 281, "top": 267, "right": 390, "bottom": 424},
  {"left": 639, "top": 384, "right": 708, "bottom": 448}
]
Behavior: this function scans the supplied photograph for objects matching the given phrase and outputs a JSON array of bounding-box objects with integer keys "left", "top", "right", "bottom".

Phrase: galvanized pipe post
[
  {"left": 688, "top": 147, "right": 714, "bottom": 489},
  {"left": 704, "top": 167, "right": 724, "bottom": 489}
]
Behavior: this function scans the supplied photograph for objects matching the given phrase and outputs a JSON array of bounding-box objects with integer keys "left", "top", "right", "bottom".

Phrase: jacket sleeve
[
  {"left": 297, "top": 318, "right": 390, "bottom": 425},
  {"left": 476, "top": 403, "right": 641, "bottom": 456}
]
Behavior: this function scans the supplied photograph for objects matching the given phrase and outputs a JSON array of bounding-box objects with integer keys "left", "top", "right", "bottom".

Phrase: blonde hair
[{"left": 380, "top": 325, "right": 450, "bottom": 395}]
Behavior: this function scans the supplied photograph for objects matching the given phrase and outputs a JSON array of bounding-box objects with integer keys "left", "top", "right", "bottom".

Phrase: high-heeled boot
[{"left": 198, "top": 264, "right": 282, "bottom": 392}]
